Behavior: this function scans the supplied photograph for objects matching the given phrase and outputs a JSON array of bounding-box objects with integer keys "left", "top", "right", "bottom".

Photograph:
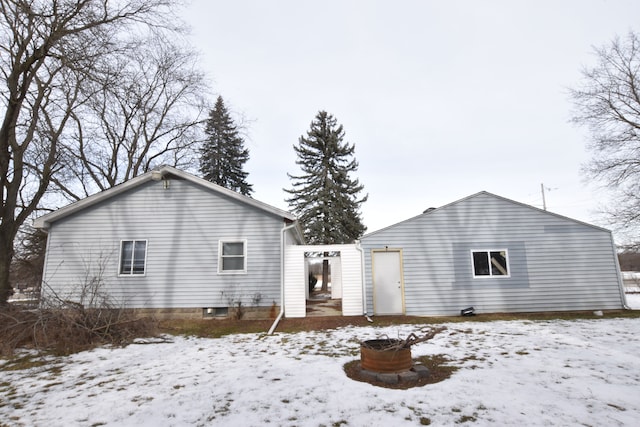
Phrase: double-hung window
[
  {"left": 472, "top": 249, "right": 509, "bottom": 278},
  {"left": 120, "top": 240, "right": 147, "bottom": 275},
  {"left": 219, "top": 240, "right": 247, "bottom": 273}
]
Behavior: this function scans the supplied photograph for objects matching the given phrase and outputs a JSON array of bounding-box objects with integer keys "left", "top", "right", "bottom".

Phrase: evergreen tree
[
  {"left": 199, "top": 96, "right": 253, "bottom": 195},
  {"left": 285, "top": 111, "right": 368, "bottom": 245}
]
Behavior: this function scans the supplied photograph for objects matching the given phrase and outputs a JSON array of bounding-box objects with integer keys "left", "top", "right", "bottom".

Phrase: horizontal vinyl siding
[
  {"left": 42, "top": 179, "right": 284, "bottom": 309},
  {"left": 283, "top": 246, "right": 306, "bottom": 318},
  {"left": 339, "top": 246, "right": 364, "bottom": 316},
  {"left": 361, "top": 193, "right": 624, "bottom": 316}
]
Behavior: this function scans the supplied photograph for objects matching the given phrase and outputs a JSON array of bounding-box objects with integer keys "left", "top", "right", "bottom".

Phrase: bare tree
[
  {"left": 0, "top": 0, "right": 205, "bottom": 305},
  {"left": 570, "top": 31, "right": 640, "bottom": 240},
  {"left": 10, "top": 225, "right": 47, "bottom": 302},
  {"left": 51, "top": 33, "right": 207, "bottom": 200}
]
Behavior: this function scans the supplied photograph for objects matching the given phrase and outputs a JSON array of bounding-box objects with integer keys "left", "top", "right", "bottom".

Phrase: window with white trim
[
  {"left": 472, "top": 250, "right": 509, "bottom": 277},
  {"left": 120, "top": 240, "right": 147, "bottom": 275},
  {"left": 219, "top": 240, "right": 247, "bottom": 273}
]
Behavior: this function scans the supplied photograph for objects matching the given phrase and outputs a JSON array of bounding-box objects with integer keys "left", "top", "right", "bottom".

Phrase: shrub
[{"left": 0, "top": 304, "right": 157, "bottom": 357}]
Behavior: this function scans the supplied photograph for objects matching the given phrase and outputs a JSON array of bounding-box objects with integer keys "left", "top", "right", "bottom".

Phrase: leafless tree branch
[
  {"left": 570, "top": 31, "right": 640, "bottom": 241},
  {"left": 0, "top": 0, "right": 208, "bottom": 304}
]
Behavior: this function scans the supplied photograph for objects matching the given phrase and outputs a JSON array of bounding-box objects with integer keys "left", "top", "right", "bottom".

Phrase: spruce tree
[
  {"left": 285, "top": 111, "right": 368, "bottom": 245},
  {"left": 199, "top": 96, "right": 253, "bottom": 196}
]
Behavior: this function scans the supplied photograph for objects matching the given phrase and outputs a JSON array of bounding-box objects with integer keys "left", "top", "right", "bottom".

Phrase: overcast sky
[{"left": 181, "top": 0, "right": 640, "bottom": 238}]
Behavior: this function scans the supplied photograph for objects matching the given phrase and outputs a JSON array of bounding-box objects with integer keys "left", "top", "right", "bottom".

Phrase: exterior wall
[
  {"left": 283, "top": 244, "right": 363, "bottom": 317},
  {"left": 360, "top": 192, "right": 626, "bottom": 316},
  {"left": 41, "top": 178, "right": 287, "bottom": 311}
]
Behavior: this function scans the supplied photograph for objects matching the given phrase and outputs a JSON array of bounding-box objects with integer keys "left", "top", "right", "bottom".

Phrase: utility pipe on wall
[
  {"left": 355, "top": 241, "right": 370, "bottom": 319},
  {"left": 269, "top": 222, "right": 299, "bottom": 335}
]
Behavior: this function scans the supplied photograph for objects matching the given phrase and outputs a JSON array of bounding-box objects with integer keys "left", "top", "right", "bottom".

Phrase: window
[
  {"left": 120, "top": 240, "right": 147, "bottom": 275},
  {"left": 203, "top": 307, "right": 229, "bottom": 318},
  {"left": 219, "top": 240, "right": 246, "bottom": 273},
  {"left": 472, "top": 250, "right": 509, "bottom": 278}
]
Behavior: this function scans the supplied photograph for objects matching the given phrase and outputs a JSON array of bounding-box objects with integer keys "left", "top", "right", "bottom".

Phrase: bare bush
[
  {"left": 0, "top": 306, "right": 155, "bottom": 357},
  {"left": 221, "top": 287, "right": 264, "bottom": 320},
  {"left": 1, "top": 277, "right": 157, "bottom": 357}
]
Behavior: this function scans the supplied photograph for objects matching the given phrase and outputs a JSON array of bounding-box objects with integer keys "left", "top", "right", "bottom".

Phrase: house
[
  {"left": 35, "top": 172, "right": 627, "bottom": 320},
  {"left": 359, "top": 191, "right": 627, "bottom": 316},
  {"left": 33, "top": 166, "right": 303, "bottom": 319}
]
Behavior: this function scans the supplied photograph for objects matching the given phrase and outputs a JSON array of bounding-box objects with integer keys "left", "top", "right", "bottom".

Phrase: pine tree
[
  {"left": 285, "top": 111, "right": 368, "bottom": 245},
  {"left": 199, "top": 96, "right": 253, "bottom": 196}
]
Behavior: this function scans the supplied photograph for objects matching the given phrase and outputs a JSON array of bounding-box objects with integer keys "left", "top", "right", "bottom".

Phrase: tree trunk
[
  {"left": 0, "top": 231, "right": 14, "bottom": 305},
  {"left": 321, "top": 253, "right": 329, "bottom": 292}
]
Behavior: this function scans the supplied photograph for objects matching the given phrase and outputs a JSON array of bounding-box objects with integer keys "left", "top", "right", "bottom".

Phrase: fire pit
[
  {"left": 359, "top": 327, "right": 446, "bottom": 376},
  {"left": 360, "top": 339, "right": 412, "bottom": 373},
  {"left": 347, "top": 327, "right": 448, "bottom": 387}
]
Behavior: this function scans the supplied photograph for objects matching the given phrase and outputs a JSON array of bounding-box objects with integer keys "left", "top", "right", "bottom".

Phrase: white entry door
[{"left": 372, "top": 250, "right": 404, "bottom": 315}]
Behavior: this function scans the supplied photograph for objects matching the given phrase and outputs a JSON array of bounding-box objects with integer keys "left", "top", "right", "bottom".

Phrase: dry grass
[
  {"left": 2, "top": 306, "right": 637, "bottom": 357},
  {"left": 158, "top": 309, "right": 640, "bottom": 338},
  {"left": 157, "top": 318, "right": 274, "bottom": 338}
]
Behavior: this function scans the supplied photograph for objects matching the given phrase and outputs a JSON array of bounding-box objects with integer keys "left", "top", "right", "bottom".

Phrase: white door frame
[{"left": 283, "top": 244, "right": 363, "bottom": 317}]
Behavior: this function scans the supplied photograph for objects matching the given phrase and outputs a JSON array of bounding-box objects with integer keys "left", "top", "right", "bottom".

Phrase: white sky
[{"left": 181, "top": 0, "right": 640, "bottom": 238}]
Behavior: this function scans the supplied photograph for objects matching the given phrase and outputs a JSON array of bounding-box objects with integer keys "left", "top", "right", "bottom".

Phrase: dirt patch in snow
[{"left": 344, "top": 354, "right": 459, "bottom": 390}]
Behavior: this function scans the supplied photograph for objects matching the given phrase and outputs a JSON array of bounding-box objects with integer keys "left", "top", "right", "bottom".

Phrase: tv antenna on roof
[{"left": 540, "top": 183, "right": 557, "bottom": 211}]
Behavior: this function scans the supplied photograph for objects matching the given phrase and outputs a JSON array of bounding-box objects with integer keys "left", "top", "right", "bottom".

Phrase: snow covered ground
[
  {"left": 626, "top": 292, "right": 640, "bottom": 309},
  {"left": 2, "top": 305, "right": 640, "bottom": 426}
]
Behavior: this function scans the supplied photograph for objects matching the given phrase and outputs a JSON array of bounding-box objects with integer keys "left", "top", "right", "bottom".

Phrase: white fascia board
[{"left": 33, "top": 166, "right": 296, "bottom": 229}]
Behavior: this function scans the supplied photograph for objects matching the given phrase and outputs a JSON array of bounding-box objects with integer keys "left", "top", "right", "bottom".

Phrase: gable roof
[
  {"left": 361, "top": 190, "right": 611, "bottom": 238},
  {"left": 33, "top": 166, "right": 296, "bottom": 229}
]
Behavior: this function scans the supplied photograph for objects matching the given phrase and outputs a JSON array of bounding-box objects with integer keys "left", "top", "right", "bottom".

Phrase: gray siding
[
  {"left": 41, "top": 178, "right": 286, "bottom": 309},
  {"left": 360, "top": 192, "right": 625, "bottom": 316}
]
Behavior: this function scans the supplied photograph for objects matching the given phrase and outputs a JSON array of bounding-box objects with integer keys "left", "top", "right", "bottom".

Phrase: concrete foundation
[{"left": 130, "top": 305, "right": 277, "bottom": 320}]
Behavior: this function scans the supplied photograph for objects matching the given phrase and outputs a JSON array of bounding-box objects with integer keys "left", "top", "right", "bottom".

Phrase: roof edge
[
  {"left": 362, "top": 190, "right": 611, "bottom": 238},
  {"left": 33, "top": 166, "right": 295, "bottom": 229}
]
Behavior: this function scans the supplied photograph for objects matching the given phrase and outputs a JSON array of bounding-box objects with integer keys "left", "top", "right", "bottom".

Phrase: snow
[
  {"left": 626, "top": 293, "right": 640, "bottom": 309},
  {"left": 2, "top": 315, "right": 640, "bottom": 426}
]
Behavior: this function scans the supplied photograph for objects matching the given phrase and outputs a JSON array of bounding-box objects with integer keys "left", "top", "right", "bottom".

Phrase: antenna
[{"left": 540, "top": 183, "right": 558, "bottom": 211}]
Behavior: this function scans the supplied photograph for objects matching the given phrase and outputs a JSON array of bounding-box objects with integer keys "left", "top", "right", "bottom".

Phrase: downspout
[
  {"left": 269, "top": 222, "right": 299, "bottom": 335},
  {"left": 611, "top": 233, "right": 631, "bottom": 310},
  {"left": 355, "top": 241, "right": 372, "bottom": 321}
]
